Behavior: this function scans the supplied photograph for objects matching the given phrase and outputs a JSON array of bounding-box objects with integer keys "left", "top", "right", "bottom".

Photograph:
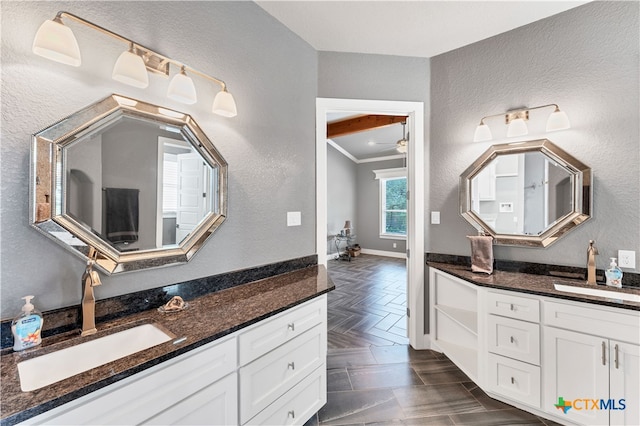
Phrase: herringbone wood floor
[{"left": 327, "top": 254, "right": 408, "bottom": 349}]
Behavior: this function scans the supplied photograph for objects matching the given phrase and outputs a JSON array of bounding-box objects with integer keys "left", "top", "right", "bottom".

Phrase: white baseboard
[{"left": 360, "top": 248, "right": 406, "bottom": 259}]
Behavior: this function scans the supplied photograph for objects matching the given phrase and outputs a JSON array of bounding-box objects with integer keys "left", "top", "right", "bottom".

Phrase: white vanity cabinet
[
  {"left": 543, "top": 301, "right": 640, "bottom": 426},
  {"left": 20, "top": 295, "right": 328, "bottom": 426},
  {"left": 22, "top": 335, "right": 239, "bottom": 425}
]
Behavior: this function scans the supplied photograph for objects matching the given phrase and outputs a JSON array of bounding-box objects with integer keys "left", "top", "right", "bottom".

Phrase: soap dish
[{"left": 158, "top": 296, "right": 189, "bottom": 313}]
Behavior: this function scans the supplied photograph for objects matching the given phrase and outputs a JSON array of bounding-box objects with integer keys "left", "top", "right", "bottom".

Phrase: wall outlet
[
  {"left": 618, "top": 250, "right": 636, "bottom": 269},
  {"left": 393, "top": 242, "right": 397, "bottom": 248},
  {"left": 431, "top": 211, "right": 440, "bottom": 225}
]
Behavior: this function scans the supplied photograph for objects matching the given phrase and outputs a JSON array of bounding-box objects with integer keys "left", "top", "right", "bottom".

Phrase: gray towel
[
  {"left": 468, "top": 235, "right": 494, "bottom": 274},
  {"left": 104, "top": 188, "right": 139, "bottom": 243}
]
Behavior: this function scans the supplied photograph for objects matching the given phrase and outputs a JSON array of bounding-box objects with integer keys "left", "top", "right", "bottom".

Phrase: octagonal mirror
[
  {"left": 460, "top": 139, "right": 591, "bottom": 247},
  {"left": 31, "top": 94, "right": 228, "bottom": 273}
]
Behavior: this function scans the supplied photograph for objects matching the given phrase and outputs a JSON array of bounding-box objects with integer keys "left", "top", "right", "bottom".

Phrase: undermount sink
[
  {"left": 553, "top": 283, "right": 640, "bottom": 303},
  {"left": 18, "top": 323, "right": 173, "bottom": 392}
]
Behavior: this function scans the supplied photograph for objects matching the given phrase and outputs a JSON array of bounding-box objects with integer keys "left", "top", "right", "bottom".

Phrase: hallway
[{"left": 305, "top": 254, "right": 560, "bottom": 425}]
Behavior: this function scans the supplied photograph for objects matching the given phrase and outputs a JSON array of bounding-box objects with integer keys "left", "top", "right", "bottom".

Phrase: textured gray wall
[
  {"left": 1, "top": 1, "right": 317, "bottom": 314},
  {"left": 356, "top": 159, "right": 407, "bottom": 254},
  {"left": 429, "top": 1, "right": 639, "bottom": 271},
  {"left": 327, "top": 144, "right": 357, "bottom": 254}
]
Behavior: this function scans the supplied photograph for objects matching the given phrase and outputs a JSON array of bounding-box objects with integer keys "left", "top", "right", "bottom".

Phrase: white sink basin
[
  {"left": 554, "top": 283, "right": 640, "bottom": 303},
  {"left": 18, "top": 323, "right": 173, "bottom": 392}
]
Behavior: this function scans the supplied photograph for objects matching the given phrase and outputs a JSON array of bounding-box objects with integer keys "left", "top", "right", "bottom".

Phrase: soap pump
[
  {"left": 605, "top": 258, "right": 623, "bottom": 288},
  {"left": 11, "top": 295, "right": 44, "bottom": 351}
]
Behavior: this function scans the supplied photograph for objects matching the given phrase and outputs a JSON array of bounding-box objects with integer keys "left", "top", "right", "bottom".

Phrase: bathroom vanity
[
  {"left": 429, "top": 263, "right": 640, "bottom": 426},
  {"left": 0, "top": 265, "right": 332, "bottom": 426}
]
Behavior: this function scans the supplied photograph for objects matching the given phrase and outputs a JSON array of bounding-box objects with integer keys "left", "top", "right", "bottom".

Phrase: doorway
[{"left": 316, "top": 98, "right": 426, "bottom": 349}]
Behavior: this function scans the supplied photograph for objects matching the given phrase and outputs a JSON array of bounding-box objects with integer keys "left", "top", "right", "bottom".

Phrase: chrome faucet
[
  {"left": 586, "top": 240, "right": 598, "bottom": 285},
  {"left": 81, "top": 248, "right": 102, "bottom": 336}
]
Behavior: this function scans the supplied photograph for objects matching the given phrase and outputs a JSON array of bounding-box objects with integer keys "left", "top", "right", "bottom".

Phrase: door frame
[{"left": 316, "top": 98, "right": 426, "bottom": 349}]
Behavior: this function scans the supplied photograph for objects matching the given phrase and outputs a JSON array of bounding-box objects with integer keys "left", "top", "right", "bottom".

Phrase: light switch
[
  {"left": 431, "top": 211, "right": 440, "bottom": 225},
  {"left": 287, "top": 211, "right": 301, "bottom": 227}
]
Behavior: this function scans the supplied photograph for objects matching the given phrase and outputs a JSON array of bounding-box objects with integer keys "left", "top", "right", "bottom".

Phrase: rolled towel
[
  {"left": 35, "top": 202, "right": 50, "bottom": 222},
  {"left": 468, "top": 235, "right": 494, "bottom": 274}
]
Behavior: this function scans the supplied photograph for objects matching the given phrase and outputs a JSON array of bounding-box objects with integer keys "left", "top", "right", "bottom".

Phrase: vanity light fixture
[
  {"left": 473, "top": 104, "right": 570, "bottom": 142},
  {"left": 32, "top": 11, "right": 237, "bottom": 117}
]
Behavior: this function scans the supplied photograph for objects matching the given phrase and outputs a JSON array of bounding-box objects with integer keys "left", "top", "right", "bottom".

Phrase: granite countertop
[
  {"left": 428, "top": 262, "right": 640, "bottom": 311},
  {"left": 1, "top": 265, "right": 333, "bottom": 425}
]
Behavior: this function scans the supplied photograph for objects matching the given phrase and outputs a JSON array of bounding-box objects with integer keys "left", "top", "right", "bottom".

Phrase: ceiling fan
[{"left": 368, "top": 121, "right": 409, "bottom": 154}]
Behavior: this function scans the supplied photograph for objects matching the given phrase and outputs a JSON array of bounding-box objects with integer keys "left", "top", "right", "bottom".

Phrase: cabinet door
[
  {"left": 609, "top": 341, "right": 640, "bottom": 426},
  {"left": 543, "top": 327, "right": 609, "bottom": 425}
]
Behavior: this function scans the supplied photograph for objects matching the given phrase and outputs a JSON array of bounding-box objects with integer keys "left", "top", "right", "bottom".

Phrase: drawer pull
[
  {"left": 614, "top": 344, "right": 619, "bottom": 369},
  {"left": 288, "top": 362, "right": 295, "bottom": 370},
  {"left": 288, "top": 323, "right": 295, "bottom": 331},
  {"left": 510, "top": 336, "right": 515, "bottom": 344},
  {"left": 510, "top": 303, "right": 515, "bottom": 311},
  {"left": 511, "top": 377, "right": 515, "bottom": 384},
  {"left": 602, "top": 341, "right": 606, "bottom": 365},
  {"left": 288, "top": 410, "right": 295, "bottom": 419}
]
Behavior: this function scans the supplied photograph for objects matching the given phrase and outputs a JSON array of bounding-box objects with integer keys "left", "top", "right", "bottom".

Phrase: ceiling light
[
  {"left": 168, "top": 66, "right": 197, "bottom": 105},
  {"left": 112, "top": 43, "right": 149, "bottom": 88},
  {"left": 32, "top": 11, "right": 237, "bottom": 117},
  {"left": 32, "top": 17, "right": 81, "bottom": 66},
  {"left": 396, "top": 122, "right": 408, "bottom": 153},
  {"left": 473, "top": 104, "right": 570, "bottom": 142}
]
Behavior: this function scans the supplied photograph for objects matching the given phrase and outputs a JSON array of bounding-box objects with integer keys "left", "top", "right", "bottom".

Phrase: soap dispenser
[
  {"left": 11, "top": 295, "right": 44, "bottom": 351},
  {"left": 605, "top": 258, "right": 623, "bottom": 288}
]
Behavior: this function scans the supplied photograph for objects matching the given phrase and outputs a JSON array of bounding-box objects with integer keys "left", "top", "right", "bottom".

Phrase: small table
[{"left": 334, "top": 234, "right": 356, "bottom": 261}]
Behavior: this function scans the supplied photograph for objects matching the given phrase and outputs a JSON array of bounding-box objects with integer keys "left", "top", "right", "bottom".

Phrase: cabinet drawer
[
  {"left": 240, "top": 324, "right": 326, "bottom": 423},
  {"left": 488, "top": 315, "right": 540, "bottom": 365},
  {"left": 245, "top": 365, "right": 326, "bottom": 426},
  {"left": 487, "top": 291, "right": 539, "bottom": 322},
  {"left": 544, "top": 300, "right": 640, "bottom": 345},
  {"left": 239, "top": 295, "right": 326, "bottom": 366},
  {"left": 487, "top": 353, "right": 540, "bottom": 408}
]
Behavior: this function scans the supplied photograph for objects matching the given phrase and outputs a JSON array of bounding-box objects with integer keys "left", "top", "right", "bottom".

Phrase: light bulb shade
[
  {"left": 473, "top": 123, "right": 492, "bottom": 142},
  {"left": 396, "top": 140, "right": 408, "bottom": 153},
  {"left": 167, "top": 72, "right": 197, "bottom": 104},
  {"left": 506, "top": 118, "right": 528, "bottom": 137},
  {"left": 112, "top": 50, "right": 149, "bottom": 88},
  {"left": 546, "top": 109, "right": 571, "bottom": 132},
  {"left": 32, "top": 19, "right": 81, "bottom": 66},
  {"left": 212, "top": 90, "right": 237, "bottom": 117}
]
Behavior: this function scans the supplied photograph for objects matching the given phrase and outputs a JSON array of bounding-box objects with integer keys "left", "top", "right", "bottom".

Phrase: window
[{"left": 373, "top": 167, "right": 407, "bottom": 238}]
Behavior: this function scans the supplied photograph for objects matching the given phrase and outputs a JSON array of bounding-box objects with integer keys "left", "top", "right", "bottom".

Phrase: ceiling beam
[{"left": 327, "top": 115, "right": 407, "bottom": 138}]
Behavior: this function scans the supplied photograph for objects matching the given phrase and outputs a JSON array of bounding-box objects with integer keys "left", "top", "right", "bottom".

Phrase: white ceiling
[{"left": 256, "top": 0, "right": 588, "bottom": 161}]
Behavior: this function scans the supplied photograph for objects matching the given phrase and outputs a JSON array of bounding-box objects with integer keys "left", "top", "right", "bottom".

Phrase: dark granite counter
[
  {"left": 1, "top": 265, "right": 333, "bottom": 425},
  {"left": 428, "top": 262, "right": 640, "bottom": 311}
]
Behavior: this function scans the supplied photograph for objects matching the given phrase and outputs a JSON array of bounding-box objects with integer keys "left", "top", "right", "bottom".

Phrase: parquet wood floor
[{"left": 327, "top": 254, "right": 408, "bottom": 349}]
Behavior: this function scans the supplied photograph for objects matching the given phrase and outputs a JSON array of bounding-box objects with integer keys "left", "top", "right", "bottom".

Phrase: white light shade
[
  {"left": 32, "top": 19, "right": 81, "bottom": 66},
  {"left": 112, "top": 48, "right": 148, "bottom": 88},
  {"left": 212, "top": 90, "right": 237, "bottom": 117},
  {"left": 396, "top": 140, "right": 408, "bottom": 153},
  {"left": 473, "top": 123, "right": 492, "bottom": 142},
  {"left": 506, "top": 118, "right": 528, "bottom": 137},
  {"left": 546, "top": 109, "right": 571, "bottom": 131},
  {"left": 167, "top": 70, "right": 197, "bottom": 104}
]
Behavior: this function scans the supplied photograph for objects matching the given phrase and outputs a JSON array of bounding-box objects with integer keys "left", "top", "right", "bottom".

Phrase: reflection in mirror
[
  {"left": 460, "top": 139, "right": 591, "bottom": 247},
  {"left": 31, "top": 94, "right": 228, "bottom": 273},
  {"left": 65, "top": 116, "right": 218, "bottom": 252}
]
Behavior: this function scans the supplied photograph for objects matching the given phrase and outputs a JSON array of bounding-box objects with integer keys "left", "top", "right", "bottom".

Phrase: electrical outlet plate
[
  {"left": 618, "top": 250, "right": 636, "bottom": 269},
  {"left": 287, "top": 211, "right": 301, "bottom": 227}
]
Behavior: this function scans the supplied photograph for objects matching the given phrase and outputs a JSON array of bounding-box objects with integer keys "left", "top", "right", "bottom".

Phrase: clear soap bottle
[
  {"left": 11, "top": 295, "right": 44, "bottom": 351},
  {"left": 605, "top": 258, "right": 623, "bottom": 288}
]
